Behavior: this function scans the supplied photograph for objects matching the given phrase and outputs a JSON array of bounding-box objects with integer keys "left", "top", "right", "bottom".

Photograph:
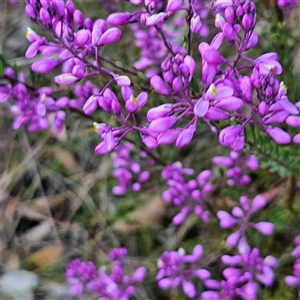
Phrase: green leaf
[
  {"left": 115, "top": 61, "right": 124, "bottom": 68},
  {"left": 191, "top": 76, "right": 200, "bottom": 94},
  {"left": 137, "top": 71, "right": 147, "bottom": 80}
]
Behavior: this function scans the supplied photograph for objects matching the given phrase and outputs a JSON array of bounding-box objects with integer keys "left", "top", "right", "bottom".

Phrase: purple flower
[{"left": 157, "top": 245, "right": 210, "bottom": 299}]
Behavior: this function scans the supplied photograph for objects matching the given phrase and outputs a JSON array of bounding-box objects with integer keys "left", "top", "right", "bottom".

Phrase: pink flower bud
[
  {"left": 53, "top": 0, "right": 65, "bottom": 18},
  {"left": 225, "top": 6, "right": 234, "bottom": 23},
  {"left": 254, "top": 222, "right": 275, "bottom": 235},
  {"left": 32, "top": 59, "right": 59, "bottom": 74},
  {"left": 194, "top": 269, "right": 210, "bottom": 280},
  {"left": 112, "top": 185, "right": 127, "bottom": 196},
  {"left": 205, "top": 107, "right": 230, "bottom": 121},
  {"left": 264, "top": 255, "right": 278, "bottom": 267},
  {"left": 222, "top": 255, "right": 241, "bottom": 265},
  {"left": 167, "top": 0, "right": 183, "bottom": 14},
  {"left": 183, "top": 55, "right": 196, "bottom": 81},
  {"left": 73, "top": 9, "right": 84, "bottom": 28},
  {"left": 132, "top": 267, "right": 146, "bottom": 283},
  {"left": 66, "top": 0, "right": 75, "bottom": 14},
  {"left": 74, "top": 29, "right": 91, "bottom": 47},
  {"left": 150, "top": 75, "right": 171, "bottom": 95},
  {"left": 121, "top": 86, "right": 134, "bottom": 101},
  {"left": 107, "top": 12, "right": 132, "bottom": 26},
  {"left": 157, "top": 129, "right": 180, "bottom": 145},
  {"left": 69, "top": 100, "right": 82, "bottom": 109},
  {"left": 115, "top": 75, "right": 131, "bottom": 86},
  {"left": 293, "top": 133, "right": 300, "bottom": 144},
  {"left": 98, "top": 96, "right": 111, "bottom": 112},
  {"left": 286, "top": 114, "right": 300, "bottom": 126},
  {"left": 246, "top": 155, "right": 259, "bottom": 170},
  {"left": 232, "top": 207, "right": 244, "bottom": 218},
  {"left": 72, "top": 65, "right": 85, "bottom": 78},
  {"left": 147, "top": 104, "right": 173, "bottom": 122},
  {"left": 176, "top": 126, "right": 196, "bottom": 147},
  {"left": 138, "top": 171, "right": 150, "bottom": 182},
  {"left": 56, "top": 97, "right": 69, "bottom": 108},
  {"left": 202, "top": 62, "right": 217, "bottom": 88},
  {"left": 111, "top": 99, "right": 121, "bottom": 114},
  {"left": 83, "top": 96, "right": 98, "bottom": 115},
  {"left": 54, "top": 73, "right": 78, "bottom": 85},
  {"left": 158, "top": 278, "right": 172, "bottom": 289},
  {"left": 172, "top": 77, "right": 182, "bottom": 92},
  {"left": 217, "top": 211, "right": 237, "bottom": 228},
  {"left": 242, "top": 13, "right": 252, "bottom": 30},
  {"left": 212, "top": 156, "right": 234, "bottom": 167},
  {"left": 263, "top": 110, "right": 289, "bottom": 124},
  {"left": 223, "top": 22, "right": 235, "bottom": 43},
  {"left": 258, "top": 101, "right": 269, "bottom": 116},
  {"left": 200, "top": 44, "right": 223, "bottom": 64},
  {"left": 198, "top": 170, "right": 212, "bottom": 185},
  {"left": 41, "top": 45, "right": 61, "bottom": 56},
  {"left": 40, "top": 7, "right": 51, "bottom": 25},
  {"left": 149, "top": 116, "right": 177, "bottom": 133},
  {"left": 142, "top": 136, "right": 158, "bottom": 149},
  {"left": 190, "top": 15, "right": 202, "bottom": 33},
  {"left": 25, "top": 4, "right": 36, "bottom": 20},
  {"left": 219, "top": 125, "right": 242, "bottom": 147},
  {"left": 94, "top": 19, "right": 107, "bottom": 34},
  {"left": 173, "top": 207, "right": 189, "bottom": 225},
  {"left": 84, "top": 18, "right": 93, "bottom": 31},
  {"left": 266, "top": 127, "right": 291, "bottom": 144},
  {"left": 231, "top": 134, "right": 245, "bottom": 152},
  {"left": 103, "top": 88, "right": 118, "bottom": 102},
  {"left": 163, "top": 70, "right": 174, "bottom": 84},
  {"left": 285, "top": 276, "right": 300, "bottom": 286},
  {"left": 203, "top": 280, "right": 221, "bottom": 290},
  {"left": 215, "top": 96, "right": 244, "bottom": 111},
  {"left": 146, "top": 12, "right": 167, "bottom": 26},
  {"left": 278, "top": 98, "right": 299, "bottom": 115},
  {"left": 98, "top": 28, "right": 122, "bottom": 46},
  {"left": 182, "top": 281, "right": 196, "bottom": 298},
  {"left": 246, "top": 31, "right": 258, "bottom": 49}
]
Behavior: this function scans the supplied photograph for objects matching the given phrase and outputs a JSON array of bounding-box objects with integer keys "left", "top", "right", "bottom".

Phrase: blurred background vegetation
[{"left": 0, "top": 1, "right": 299, "bottom": 299}]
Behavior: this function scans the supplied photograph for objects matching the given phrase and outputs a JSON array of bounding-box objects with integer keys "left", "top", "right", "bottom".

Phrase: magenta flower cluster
[
  {"left": 2, "top": 0, "right": 300, "bottom": 152},
  {"left": 285, "top": 235, "right": 300, "bottom": 298},
  {"left": 1, "top": 0, "right": 299, "bottom": 299},
  {"left": 161, "top": 162, "right": 212, "bottom": 225},
  {"left": 65, "top": 248, "right": 146, "bottom": 300},
  {"left": 156, "top": 245, "right": 211, "bottom": 298},
  {"left": 217, "top": 194, "right": 275, "bottom": 247},
  {"left": 213, "top": 151, "right": 259, "bottom": 186},
  {"left": 202, "top": 239, "right": 278, "bottom": 300},
  {"left": 110, "top": 142, "right": 151, "bottom": 196}
]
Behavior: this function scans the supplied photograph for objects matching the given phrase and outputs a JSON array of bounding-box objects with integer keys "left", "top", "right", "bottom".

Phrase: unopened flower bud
[
  {"left": 266, "top": 127, "right": 291, "bottom": 144},
  {"left": 107, "top": 12, "right": 133, "bottom": 26},
  {"left": 32, "top": 59, "right": 59, "bottom": 74},
  {"left": 74, "top": 9, "right": 84, "bottom": 28},
  {"left": 40, "top": 7, "right": 51, "bottom": 26},
  {"left": 150, "top": 75, "right": 171, "bottom": 95},
  {"left": 98, "top": 28, "right": 122, "bottom": 46}
]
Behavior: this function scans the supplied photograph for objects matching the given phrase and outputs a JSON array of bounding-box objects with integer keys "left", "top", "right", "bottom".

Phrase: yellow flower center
[
  {"left": 93, "top": 122, "right": 98, "bottom": 133},
  {"left": 130, "top": 95, "right": 138, "bottom": 105}
]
